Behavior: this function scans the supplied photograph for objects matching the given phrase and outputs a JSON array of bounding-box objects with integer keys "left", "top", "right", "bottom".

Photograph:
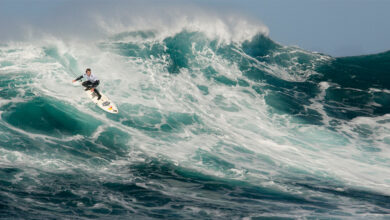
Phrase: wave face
[{"left": 1, "top": 25, "right": 390, "bottom": 219}]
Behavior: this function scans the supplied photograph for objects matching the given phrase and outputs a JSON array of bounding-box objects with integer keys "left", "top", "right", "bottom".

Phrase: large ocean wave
[{"left": 0, "top": 15, "right": 390, "bottom": 219}]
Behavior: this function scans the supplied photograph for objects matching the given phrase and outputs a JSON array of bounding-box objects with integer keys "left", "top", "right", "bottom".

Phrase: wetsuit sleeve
[{"left": 74, "top": 75, "right": 83, "bottom": 81}]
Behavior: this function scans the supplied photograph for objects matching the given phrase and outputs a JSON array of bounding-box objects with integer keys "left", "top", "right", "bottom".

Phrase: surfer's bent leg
[
  {"left": 92, "top": 80, "right": 101, "bottom": 100},
  {"left": 82, "top": 81, "right": 93, "bottom": 90},
  {"left": 91, "top": 80, "right": 100, "bottom": 88},
  {"left": 94, "top": 88, "right": 101, "bottom": 99}
]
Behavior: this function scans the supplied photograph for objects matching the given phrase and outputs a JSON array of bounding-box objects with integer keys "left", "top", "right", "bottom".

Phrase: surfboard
[{"left": 85, "top": 89, "right": 119, "bottom": 114}]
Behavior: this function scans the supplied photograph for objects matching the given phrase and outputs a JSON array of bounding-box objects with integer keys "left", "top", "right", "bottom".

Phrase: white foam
[{"left": 95, "top": 6, "right": 269, "bottom": 44}]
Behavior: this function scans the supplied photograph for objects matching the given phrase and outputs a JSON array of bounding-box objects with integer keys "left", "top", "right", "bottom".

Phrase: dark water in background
[{"left": 0, "top": 27, "right": 390, "bottom": 219}]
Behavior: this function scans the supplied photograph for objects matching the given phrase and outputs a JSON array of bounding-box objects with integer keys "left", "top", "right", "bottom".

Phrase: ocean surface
[{"left": 0, "top": 19, "right": 390, "bottom": 219}]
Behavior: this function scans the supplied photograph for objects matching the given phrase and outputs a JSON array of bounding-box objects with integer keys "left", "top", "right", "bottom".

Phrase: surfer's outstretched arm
[
  {"left": 73, "top": 75, "right": 83, "bottom": 82},
  {"left": 72, "top": 75, "right": 83, "bottom": 83}
]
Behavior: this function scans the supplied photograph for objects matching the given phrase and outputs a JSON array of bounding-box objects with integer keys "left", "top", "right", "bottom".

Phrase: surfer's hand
[
  {"left": 90, "top": 88, "right": 95, "bottom": 92},
  {"left": 72, "top": 80, "right": 76, "bottom": 83}
]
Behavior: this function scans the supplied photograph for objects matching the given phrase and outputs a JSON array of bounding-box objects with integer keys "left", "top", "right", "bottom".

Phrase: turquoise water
[{"left": 0, "top": 27, "right": 390, "bottom": 219}]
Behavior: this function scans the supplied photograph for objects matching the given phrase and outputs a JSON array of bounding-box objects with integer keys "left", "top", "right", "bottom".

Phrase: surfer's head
[{"left": 86, "top": 68, "right": 91, "bottom": 76}]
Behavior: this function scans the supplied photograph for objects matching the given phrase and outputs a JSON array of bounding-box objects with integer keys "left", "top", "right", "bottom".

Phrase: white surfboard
[{"left": 85, "top": 89, "right": 119, "bottom": 114}]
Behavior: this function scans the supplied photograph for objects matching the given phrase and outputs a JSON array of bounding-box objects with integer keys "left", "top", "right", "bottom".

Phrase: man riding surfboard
[{"left": 72, "top": 68, "right": 102, "bottom": 100}]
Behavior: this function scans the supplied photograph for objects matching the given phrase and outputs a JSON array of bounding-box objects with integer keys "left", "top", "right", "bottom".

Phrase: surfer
[{"left": 72, "top": 68, "right": 102, "bottom": 100}]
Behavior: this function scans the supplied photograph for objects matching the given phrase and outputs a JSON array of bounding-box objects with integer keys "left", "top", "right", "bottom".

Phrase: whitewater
[{"left": 1, "top": 10, "right": 390, "bottom": 219}]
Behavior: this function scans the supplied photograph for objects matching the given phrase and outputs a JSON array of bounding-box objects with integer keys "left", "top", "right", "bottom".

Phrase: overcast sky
[
  {"left": 0, "top": 0, "right": 389, "bottom": 57},
  {"left": 229, "top": 0, "right": 390, "bottom": 56}
]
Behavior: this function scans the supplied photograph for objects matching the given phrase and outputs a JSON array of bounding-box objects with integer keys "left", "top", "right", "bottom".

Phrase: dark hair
[{"left": 86, "top": 68, "right": 91, "bottom": 73}]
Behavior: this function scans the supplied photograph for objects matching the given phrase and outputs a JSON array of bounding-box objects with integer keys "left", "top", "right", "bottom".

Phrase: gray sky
[
  {"left": 232, "top": 0, "right": 390, "bottom": 56},
  {"left": 0, "top": 0, "right": 389, "bottom": 57}
]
